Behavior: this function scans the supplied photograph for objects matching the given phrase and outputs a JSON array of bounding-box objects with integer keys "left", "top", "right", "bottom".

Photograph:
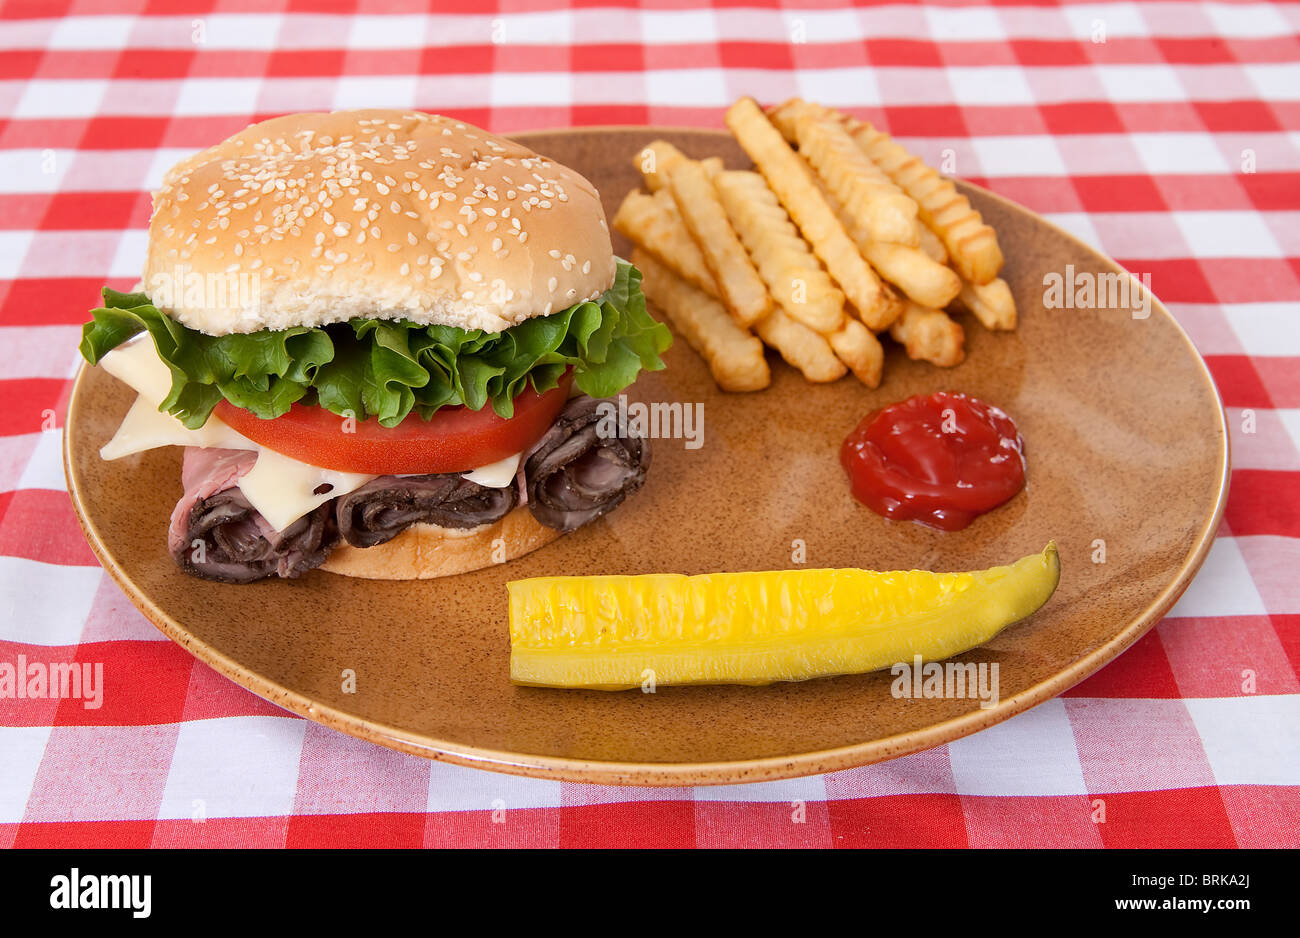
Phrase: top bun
[{"left": 144, "top": 109, "right": 617, "bottom": 336}]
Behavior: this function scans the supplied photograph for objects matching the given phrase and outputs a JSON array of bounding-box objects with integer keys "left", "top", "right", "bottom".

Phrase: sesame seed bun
[{"left": 144, "top": 109, "right": 617, "bottom": 336}]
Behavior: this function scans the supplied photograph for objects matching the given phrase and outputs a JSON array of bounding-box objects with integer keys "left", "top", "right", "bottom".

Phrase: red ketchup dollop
[{"left": 840, "top": 391, "right": 1026, "bottom": 532}]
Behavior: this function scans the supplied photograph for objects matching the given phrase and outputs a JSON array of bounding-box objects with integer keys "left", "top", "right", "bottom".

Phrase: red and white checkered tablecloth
[{"left": 0, "top": 0, "right": 1297, "bottom": 849}]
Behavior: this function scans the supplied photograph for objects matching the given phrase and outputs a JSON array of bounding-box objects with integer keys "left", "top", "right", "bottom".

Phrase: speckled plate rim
[{"left": 63, "top": 127, "right": 1230, "bottom": 787}]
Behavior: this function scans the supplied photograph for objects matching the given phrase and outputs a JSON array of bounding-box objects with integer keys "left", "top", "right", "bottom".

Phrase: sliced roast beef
[
  {"left": 525, "top": 395, "right": 650, "bottom": 532},
  {"left": 334, "top": 474, "right": 517, "bottom": 548},
  {"left": 167, "top": 447, "right": 339, "bottom": 583},
  {"left": 164, "top": 394, "right": 652, "bottom": 581}
]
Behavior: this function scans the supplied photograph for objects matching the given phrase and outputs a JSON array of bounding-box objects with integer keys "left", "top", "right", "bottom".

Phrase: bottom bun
[{"left": 318, "top": 504, "right": 563, "bottom": 580}]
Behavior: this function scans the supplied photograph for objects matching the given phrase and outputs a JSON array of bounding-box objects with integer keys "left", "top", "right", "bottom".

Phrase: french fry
[
  {"left": 918, "top": 224, "right": 948, "bottom": 264},
  {"left": 713, "top": 170, "right": 846, "bottom": 335},
  {"left": 634, "top": 249, "right": 771, "bottom": 392},
  {"left": 636, "top": 140, "right": 722, "bottom": 192},
  {"left": 667, "top": 160, "right": 772, "bottom": 327},
  {"left": 889, "top": 301, "right": 965, "bottom": 367},
  {"left": 809, "top": 170, "right": 961, "bottom": 310},
  {"left": 753, "top": 308, "right": 847, "bottom": 383},
  {"left": 795, "top": 113, "right": 921, "bottom": 246},
  {"left": 770, "top": 100, "right": 1003, "bottom": 286},
  {"left": 827, "top": 316, "right": 884, "bottom": 388},
  {"left": 725, "top": 97, "right": 897, "bottom": 331},
  {"left": 955, "top": 276, "right": 1017, "bottom": 331},
  {"left": 767, "top": 97, "right": 833, "bottom": 143},
  {"left": 636, "top": 140, "right": 690, "bottom": 192},
  {"left": 849, "top": 122, "right": 1004, "bottom": 285},
  {"left": 614, "top": 190, "right": 719, "bottom": 297},
  {"left": 882, "top": 283, "right": 907, "bottom": 329},
  {"left": 861, "top": 240, "right": 961, "bottom": 309}
]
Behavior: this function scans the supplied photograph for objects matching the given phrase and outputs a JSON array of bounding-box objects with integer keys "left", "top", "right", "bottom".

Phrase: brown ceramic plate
[{"left": 64, "top": 128, "right": 1228, "bottom": 786}]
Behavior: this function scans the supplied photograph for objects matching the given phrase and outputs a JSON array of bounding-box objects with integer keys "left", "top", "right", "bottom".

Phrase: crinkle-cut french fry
[
  {"left": 754, "top": 308, "right": 847, "bottom": 383},
  {"left": 636, "top": 140, "right": 690, "bottom": 192},
  {"left": 849, "top": 122, "right": 1004, "bottom": 285},
  {"left": 861, "top": 240, "right": 961, "bottom": 309},
  {"left": 634, "top": 249, "right": 771, "bottom": 392},
  {"left": 725, "top": 97, "right": 897, "bottom": 331},
  {"left": 794, "top": 114, "right": 921, "bottom": 246},
  {"left": 714, "top": 170, "right": 846, "bottom": 335},
  {"left": 827, "top": 316, "right": 884, "bottom": 388},
  {"left": 955, "top": 276, "right": 1017, "bottom": 331},
  {"left": 769, "top": 99, "right": 1003, "bottom": 285},
  {"left": 636, "top": 140, "right": 722, "bottom": 192},
  {"left": 668, "top": 160, "right": 772, "bottom": 328},
  {"left": 880, "top": 281, "right": 907, "bottom": 327},
  {"left": 919, "top": 224, "right": 948, "bottom": 264},
  {"left": 767, "top": 97, "right": 833, "bottom": 143},
  {"left": 614, "top": 189, "right": 719, "bottom": 297},
  {"left": 889, "top": 301, "right": 965, "bottom": 367},
  {"left": 809, "top": 169, "right": 960, "bottom": 310}
]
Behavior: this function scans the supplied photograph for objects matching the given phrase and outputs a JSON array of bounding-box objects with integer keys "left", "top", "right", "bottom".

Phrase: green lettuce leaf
[{"left": 80, "top": 259, "right": 671, "bottom": 429}]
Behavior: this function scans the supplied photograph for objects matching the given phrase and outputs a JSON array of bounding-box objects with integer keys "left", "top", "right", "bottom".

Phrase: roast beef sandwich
[{"left": 79, "top": 109, "right": 671, "bottom": 582}]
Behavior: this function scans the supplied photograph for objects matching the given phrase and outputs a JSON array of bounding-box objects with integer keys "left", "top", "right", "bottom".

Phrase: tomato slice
[{"left": 213, "top": 372, "right": 573, "bottom": 475}]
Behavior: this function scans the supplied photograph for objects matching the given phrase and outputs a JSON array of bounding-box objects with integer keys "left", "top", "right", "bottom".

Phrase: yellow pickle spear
[{"left": 508, "top": 543, "right": 1060, "bottom": 690}]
